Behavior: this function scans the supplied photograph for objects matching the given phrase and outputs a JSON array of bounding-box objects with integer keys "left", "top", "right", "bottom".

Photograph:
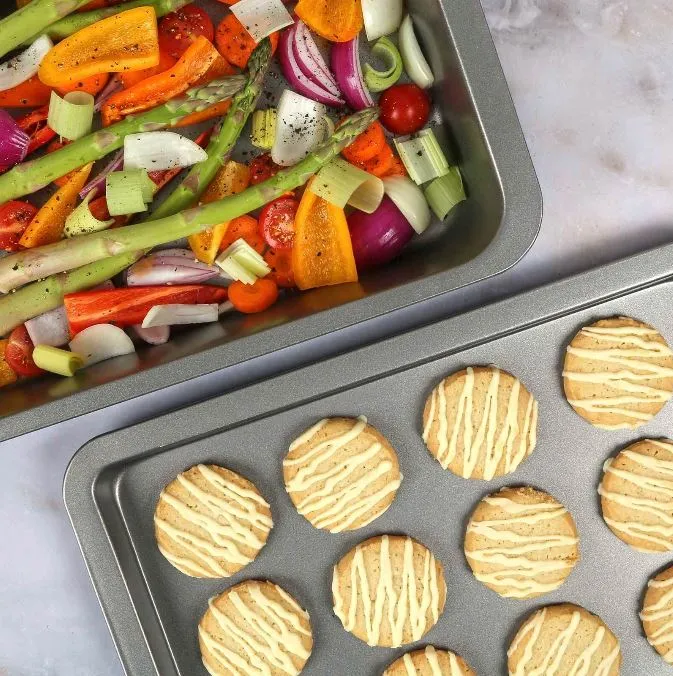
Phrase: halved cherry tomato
[
  {"left": 379, "top": 84, "right": 431, "bottom": 135},
  {"left": 159, "top": 4, "right": 215, "bottom": 60},
  {"left": 264, "top": 247, "right": 295, "bottom": 288},
  {"left": 228, "top": 279, "right": 279, "bottom": 314},
  {"left": 249, "top": 153, "right": 281, "bottom": 185},
  {"left": 218, "top": 215, "right": 265, "bottom": 255},
  {"left": 259, "top": 196, "right": 297, "bottom": 250},
  {"left": 16, "top": 106, "right": 56, "bottom": 156},
  {"left": 88, "top": 196, "right": 129, "bottom": 229},
  {"left": 0, "top": 201, "right": 37, "bottom": 252},
  {"left": 5, "top": 325, "right": 45, "bottom": 378}
]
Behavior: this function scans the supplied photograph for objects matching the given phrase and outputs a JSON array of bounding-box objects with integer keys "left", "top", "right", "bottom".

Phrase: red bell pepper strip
[
  {"left": 64, "top": 285, "right": 229, "bottom": 335},
  {"left": 16, "top": 106, "right": 57, "bottom": 156}
]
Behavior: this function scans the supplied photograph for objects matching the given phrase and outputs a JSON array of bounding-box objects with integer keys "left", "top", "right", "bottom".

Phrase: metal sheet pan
[
  {"left": 65, "top": 243, "right": 673, "bottom": 675},
  {"left": 0, "top": 0, "right": 541, "bottom": 441}
]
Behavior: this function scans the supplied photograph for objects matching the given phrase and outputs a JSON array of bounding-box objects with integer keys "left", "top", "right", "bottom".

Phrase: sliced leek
[
  {"left": 64, "top": 193, "right": 115, "bottom": 238},
  {"left": 105, "top": 170, "right": 154, "bottom": 216},
  {"left": 47, "top": 90, "right": 95, "bottom": 141},
  {"left": 32, "top": 345, "right": 84, "bottom": 377},
  {"left": 364, "top": 37, "right": 403, "bottom": 93},
  {"left": 251, "top": 108, "right": 277, "bottom": 149},
  {"left": 216, "top": 239, "right": 271, "bottom": 284},
  {"left": 424, "top": 166, "right": 465, "bottom": 220},
  {"left": 394, "top": 128, "right": 449, "bottom": 185},
  {"left": 309, "top": 158, "right": 384, "bottom": 213}
]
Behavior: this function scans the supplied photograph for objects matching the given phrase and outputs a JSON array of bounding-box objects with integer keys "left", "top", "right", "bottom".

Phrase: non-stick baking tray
[
  {"left": 0, "top": 0, "right": 541, "bottom": 441},
  {"left": 65, "top": 242, "right": 673, "bottom": 675}
]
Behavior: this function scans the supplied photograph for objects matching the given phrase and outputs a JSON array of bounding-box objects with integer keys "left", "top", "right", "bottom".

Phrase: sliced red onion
[
  {"left": 131, "top": 324, "right": 170, "bottom": 345},
  {"left": 125, "top": 248, "right": 220, "bottom": 286},
  {"left": 294, "top": 21, "right": 341, "bottom": 98},
  {"left": 331, "top": 36, "right": 375, "bottom": 111},
  {"left": 0, "top": 110, "right": 29, "bottom": 171},
  {"left": 278, "top": 25, "right": 344, "bottom": 107},
  {"left": 93, "top": 280, "right": 115, "bottom": 291},
  {"left": 80, "top": 149, "right": 124, "bottom": 201},
  {"left": 25, "top": 306, "right": 69, "bottom": 347},
  {"left": 94, "top": 74, "right": 123, "bottom": 112}
]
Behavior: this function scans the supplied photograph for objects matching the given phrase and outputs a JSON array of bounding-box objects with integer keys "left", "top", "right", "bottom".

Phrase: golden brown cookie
[
  {"left": 332, "top": 534, "right": 446, "bottom": 647},
  {"left": 383, "top": 646, "right": 476, "bottom": 675},
  {"left": 507, "top": 603, "right": 621, "bottom": 675},
  {"left": 640, "top": 564, "right": 673, "bottom": 664},
  {"left": 422, "top": 366, "right": 538, "bottom": 480},
  {"left": 283, "top": 416, "right": 402, "bottom": 532},
  {"left": 154, "top": 464, "right": 272, "bottom": 578},
  {"left": 599, "top": 438, "right": 673, "bottom": 552},
  {"left": 563, "top": 317, "right": 673, "bottom": 430},
  {"left": 198, "top": 580, "right": 313, "bottom": 676},
  {"left": 464, "top": 486, "right": 579, "bottom": 599}
]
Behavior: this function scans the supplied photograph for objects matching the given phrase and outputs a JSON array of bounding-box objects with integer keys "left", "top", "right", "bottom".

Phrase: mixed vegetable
[{"left": 0, "top": 0, "right": 466, "bottom": 387}]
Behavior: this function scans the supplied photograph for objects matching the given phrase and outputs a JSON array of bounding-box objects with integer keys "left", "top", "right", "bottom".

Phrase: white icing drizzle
[
  {"left": 564, "top": 324, "right": 673, "bottom": 428},
  {"left": 599, "top": 440, "right": 673, "bottom": 551},
  {"left": 199, "top": 581, "right": 311, "bottom": 676},
  {"left": 466, "top": 492, "right": 578, "bottom": 598},
  {"left": 640, "top": 570, "right": 673, "bottom": 663},
  {"left": 397, "top": 646, "right": 464, "bottom": 675},
  {"left": 332, "top": 535, "right": 443, "bottom": 647},
  {"left": 284, "top": 417, "right": 401, "bottom": 532},
  {"left": 425, "top": 367, "right": 537, "bottom": 479},
  {"left": 155, "top": 465, "right": 272, "bottom": 577}
]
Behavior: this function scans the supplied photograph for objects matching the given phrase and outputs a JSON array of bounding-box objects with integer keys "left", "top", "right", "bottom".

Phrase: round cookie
[
  {"left": 422, "top": 365, "right": 538, "bottom": 480},
  {"left": 332, "top": 534, "right": 446, "bottom": 647},
  {"left": 507, "top": 603, "right": 621, "bottom": 675},
  {"left": 154, "top": 463, "right": 273, "bottom": 578},
  {"left": 599, "top": 438, "right": 673, "bottom": 552},
  {"left": 199, "top": 579, "right": 313, "bottom": 676},
  {"left": 464, "top": 486, "right": 579, "bottom": 599},
  {"left": 283, "top": 416, "right": 402, "bottom": 532},
  {"left": 383, "top": 646, "right": 476, "bottom": 675},
  {"left": 563, "top": 316, "right": 673, "bottom": 430},
  {"left": 640, "top": 564, "right": 673, "bottom": 664}
]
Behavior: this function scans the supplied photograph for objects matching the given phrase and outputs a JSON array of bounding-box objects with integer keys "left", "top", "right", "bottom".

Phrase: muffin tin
[{"left": 65, "top": 243, "right": 673, "bottom": 675}]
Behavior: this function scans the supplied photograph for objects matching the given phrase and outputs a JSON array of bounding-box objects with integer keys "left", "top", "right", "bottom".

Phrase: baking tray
[
  {"left": 0, "top": 0, "right": 541, "bottom": 441},
  {"left": 65, "top": 243, "right": 673, "bottom": 675}
]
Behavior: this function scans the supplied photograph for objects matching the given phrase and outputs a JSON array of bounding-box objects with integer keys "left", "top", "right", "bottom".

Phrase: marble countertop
[{"left": 3, "top": 1, "right": 673, "bottom": 674}]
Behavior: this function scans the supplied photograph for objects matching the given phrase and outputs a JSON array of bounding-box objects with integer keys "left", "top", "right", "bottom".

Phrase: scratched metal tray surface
[
  {"left": 0, "top": 0, "right": 541, "bottom": 441},
  {"left": 64, "top": 243, "right": 673, "bottom": 675}
]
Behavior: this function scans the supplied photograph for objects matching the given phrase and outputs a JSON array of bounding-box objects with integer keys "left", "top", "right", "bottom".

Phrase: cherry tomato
[
  {"left": 379, "top": 84, "right": 431, "bottom": 135},
  {"left": 249, "top": 153, "right": 282, "bottom": 186},
  {"left": 264, "top": 248, "right": 295, "bottom": 288},
  {"left": 5, "top": 325, "right": 44, "bottom": 378},
  {"left": 0, "top": 200, "right": 37, "bottom": 252},
  {"left": 158, "top": 4, "right": 215, "bottom": 60},
  {"left": 259, "top": 197, "right": 298, "bottom": 250}
]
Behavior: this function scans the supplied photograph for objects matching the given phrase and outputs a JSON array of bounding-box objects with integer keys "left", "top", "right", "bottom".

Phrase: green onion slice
[
  {"left": 394, "top": 128, "right": 450, "bottom": 185},
  {"left": 251, "top": 108, "right": 277, "bottom": 150},
  {"left": 424, "top": 166, "right": 466, "bottom": 220},
  {"left": 105, "top": 169, "right": 154, "bottom": 217},
  {"left": 47, "top": 90, "right": 94, "bottom": 141},
  {"left": 309, "top": 157, "right": 384, "bottom": 214},
  {"left": 32, "top": 345, "right": 84, "bottom": 377},
  {"left": 364, "top": 37, "right": 403, "bottom": 93},
  {"left": 64, "top": 193, "right": 115, "bottom": 238},
  {"left": 216, "top": 238, "right": 271, "bottom": 284}
]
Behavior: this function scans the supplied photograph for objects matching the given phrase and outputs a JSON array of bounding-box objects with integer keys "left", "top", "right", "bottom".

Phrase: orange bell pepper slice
[
  {"left": 0, "top": 72, "right": 109, "bottom": 108},
  {"left": 101, "top": 35, "right": 228, "bottom": 126},
  {"left": 38, "top": 7, "right": 160, "bottom": 88},
  {"left": 172, "top": 99, "right": 232, "bottom": 128},
  {"left": 188, "top": 160, "right": 251, "bottom": 264},
  {"left": 292, "top": 183, "right": 358, "bottom": 290},
  {"left": 118, "top": 50, "right": 177, "bottom": 89},
  {"left": 295, "top": 0, "right": 363, "bottom": 43},
  {"left": 19, "top": 164, "right": 93, "bottom": 248},
  {"left": 0, "top": 340, "right": 18, "bottom": 388}
]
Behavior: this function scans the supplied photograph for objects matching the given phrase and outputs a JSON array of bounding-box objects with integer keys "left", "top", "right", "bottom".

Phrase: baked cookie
[
  {"left": 599, "top": 438, "right": 673, "bottom": 552},
  {"left": 199, "top": 580, "right": 313, "bottom": 676},
  {"left": 507, "top": 603, "right": 621, "bottom": 675},
  {"left": 154, "top": 464, "right": 272, "bottom": 578},
  {"left": 563, "top": 317, "right": 673, "bottom": 430},
  {"left": 332, "top": 534, "right": 446, "bottom": 647},
  {"left": 640, "top": 564, "right": 673, "bottom": 664},
  {"left": 465, "top": 486, "right": 579, "bottom": 599},
  {"left": 283, "top": 416, "right": 402, "bottom": 532},
  {"left": 422, "top": 366, "right": 538, "bottom": 480},
  {"left": 383, "top": 646, "right": 476, "bottom": 675}
]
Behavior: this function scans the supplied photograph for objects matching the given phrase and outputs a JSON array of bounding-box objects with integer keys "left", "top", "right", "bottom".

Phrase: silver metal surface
[
  {"left": 65, "top": 243, "right": 673, "bottom": 675},
  {"left": 0, "top": 0, "right": 541, "bottom": 440}
]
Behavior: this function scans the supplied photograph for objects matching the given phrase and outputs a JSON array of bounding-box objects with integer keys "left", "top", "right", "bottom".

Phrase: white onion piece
[
  {"left": 362, "top": 0, "right": 403, "bottom": 41},
  {"left": 383, "top": 176, "right": 432, "bottom": 234},
  {"left": 0, "top": 35, "right": 53, "bottom": 92},
  {"left": 25, "top": 306, "right": 69, "bottom": 347},
  {"left": 398, "top": 15, "right": 434, "bottom": 89},
  {"left": 141, "top": 304, "right": 219, "bottom": 328},
  {"left": 68, "top": 324, "right": 136, "bottom": 366},
  {"left": 124, "top": 132, "right": 208, "bottom": 171},
  {"left": 131, "top": 324, "right": 170, "bottom": 345},
  {"left": 230, "top": 0, "right": 293, "bottom": 42},
  {"left": 218, "top": 301, "right": 235, "bottom": 315},
  {"left": 271, "top": 90, "right": 326, "bottom": 166}
]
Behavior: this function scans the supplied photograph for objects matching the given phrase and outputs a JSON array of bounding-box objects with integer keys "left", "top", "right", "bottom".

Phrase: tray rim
[
  {"left": 0, "top": 0, "right": 541, "bottom": 443},
  {"left": 64, "top": 240, "right": 673, "bottom": 676}
]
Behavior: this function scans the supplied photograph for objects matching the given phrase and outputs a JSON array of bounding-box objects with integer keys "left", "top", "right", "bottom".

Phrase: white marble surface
[{"left": 3, "top": 1, "right": 673, "bottom": 673}]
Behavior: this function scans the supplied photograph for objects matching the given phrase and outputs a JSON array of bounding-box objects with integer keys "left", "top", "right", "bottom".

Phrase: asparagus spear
[
  {"left": 21, "top": 0, "right": 191, "bottom": 46},
  {"left": 0, "top": 0, "right": 91, "bottom": 60},
  {"left": 150, "top": 39, "right": 272, "bottom": 221},
  {"left": 0, "top": 76, "right": 246, "bottom": 205},
  {"left": 0, "top": 108, "right": 379, "bottom": 294}
]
